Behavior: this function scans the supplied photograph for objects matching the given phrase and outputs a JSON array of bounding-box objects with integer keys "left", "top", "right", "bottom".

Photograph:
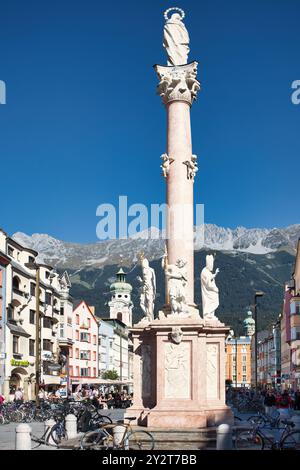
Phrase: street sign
[{"left": 0, "top": 352, "right": 6, "bottom": 359}]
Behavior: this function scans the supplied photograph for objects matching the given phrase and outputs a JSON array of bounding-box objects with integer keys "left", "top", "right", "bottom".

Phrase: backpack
[{"left": 280, "top": 395, "right": 289, "bottom": 407}]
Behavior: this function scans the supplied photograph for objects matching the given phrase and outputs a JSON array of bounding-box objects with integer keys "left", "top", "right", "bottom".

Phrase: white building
[
  {"left": 97, "top": 268, "right": 134, "bottom": 384},
  {"left": 69, "top": 301, "right": 99, "bottom": 390},
  {"left": 0, "top": 228, "right": 73, "bottom": 400},
  {"left": 98, "top": 319, "right": 114, "bottom": 377}
]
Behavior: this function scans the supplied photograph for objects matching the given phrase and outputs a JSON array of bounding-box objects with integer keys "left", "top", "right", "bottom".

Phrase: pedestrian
[
  {"left": 14, "top": 388, "right": 23, "bottom": 405},
  {"left": 0, "top": 393, "right": 5, "bottom": 405},
  {"left": 294, "top": 390, "right": 300, "bottom": 411},
  {"left": 264, "top": 390, "right": 276, "bottom": 415}
]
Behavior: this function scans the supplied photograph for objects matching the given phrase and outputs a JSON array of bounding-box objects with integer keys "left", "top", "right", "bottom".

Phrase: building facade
[
  {"left": 98, "top": 319, "right": 114, "bottom": 377},
  {"left": 0, "top": 228, "right": 73, "bottom": 400},
  {"left": 69, "top": 301, "right": 99, "bottom": 390},
  {"left": 226, "top": 336, "right": 252, "bottom": 388},
  {"left": 250, "top": 320, "right": 281, "bottom": 389},
  {"left": 280, "top": 239, "right": 300, "bottom": 390}
]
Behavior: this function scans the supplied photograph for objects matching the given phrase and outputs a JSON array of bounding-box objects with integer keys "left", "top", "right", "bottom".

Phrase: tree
[{"left": 102, "top": 369, "right": 119, "bottom": 380}]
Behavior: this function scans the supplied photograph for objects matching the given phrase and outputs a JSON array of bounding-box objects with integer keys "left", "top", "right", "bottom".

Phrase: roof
[{"left": 72, "top": 300, "right": 99, "bottom": 324}]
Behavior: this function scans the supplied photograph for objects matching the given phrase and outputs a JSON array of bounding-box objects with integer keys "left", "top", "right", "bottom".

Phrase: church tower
[
  {"left": 108, "top": 268, "right": 133, "bottom": 328},
  {"left": 243, "top": 309, "right": 255, "bottom": 337}
]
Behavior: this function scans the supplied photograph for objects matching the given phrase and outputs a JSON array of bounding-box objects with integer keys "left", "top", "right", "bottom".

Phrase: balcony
[{"left": 57, "top": 324, "right": 74, "bottom": 347}]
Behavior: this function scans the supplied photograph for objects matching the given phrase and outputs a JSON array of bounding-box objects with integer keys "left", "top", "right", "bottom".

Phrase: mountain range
[{"left": 12, "top": 224, "right": 300, "bottom": 334}]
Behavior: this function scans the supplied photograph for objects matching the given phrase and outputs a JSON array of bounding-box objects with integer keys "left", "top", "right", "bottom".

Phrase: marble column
[{"left": 154, "top": 62, "right": 200, "bottom": 306}]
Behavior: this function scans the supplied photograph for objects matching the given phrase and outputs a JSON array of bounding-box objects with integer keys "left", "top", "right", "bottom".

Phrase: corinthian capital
[{"left": 154, "top": 61, "right": 200, "bottom": 106}]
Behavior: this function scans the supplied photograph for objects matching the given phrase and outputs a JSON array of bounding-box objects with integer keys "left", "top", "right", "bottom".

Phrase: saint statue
[
  {"left": 163, "top": 8, "right": 190, "bottom": 66},
  {"left": 137, "top": 256, "right": 156, "bottom": 321},
  {"left": 201, "top": 254, "right": 220, "bottom": 320},
  {"left": 162, "top": 249, "right": 188, "bottom": 315}
]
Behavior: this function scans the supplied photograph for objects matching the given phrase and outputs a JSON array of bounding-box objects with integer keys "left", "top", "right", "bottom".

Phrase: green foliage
[{"left": 102, "top": 369, "right": 119, "bottom": 380}]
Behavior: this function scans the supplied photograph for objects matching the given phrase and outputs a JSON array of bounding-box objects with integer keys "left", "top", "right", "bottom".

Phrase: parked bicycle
[
  {"left": 80, "top": 417, "right": 155, "bottom": 450},
  {"left": 235, "top": 419, "right": 300, "bottom": 450}
]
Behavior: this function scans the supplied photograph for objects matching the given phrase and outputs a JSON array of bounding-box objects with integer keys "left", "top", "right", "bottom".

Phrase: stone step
[{"left": 58, "top": 427, "right": 218, "bottom": 451}]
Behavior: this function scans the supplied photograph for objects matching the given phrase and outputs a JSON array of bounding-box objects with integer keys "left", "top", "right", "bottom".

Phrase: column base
[{"left": 125, "top": 405, "right": 233, "bottom": 428}]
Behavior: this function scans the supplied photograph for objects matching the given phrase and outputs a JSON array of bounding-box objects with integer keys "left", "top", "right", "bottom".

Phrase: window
[
  {"left": 80, "top": 368, "right": 88, "bottom": 377},
  {"left": 232, "top": 375, "right": 236, "bottom": 382},
  {"left": 88, "top": 318, "right": 91, "bottom": 328},
  {"left": 43, "top": 339, "right": 52, "bottom": 351},
  {"left": 80, "top": 332, "right": 89, "bottom": 342},
  {"left": 45, "top": 271, "right": 50, "bottom": 279},
  {"left": 232, "top": 356, "right": 236, "bottom": 362},
  {"left": 29, "top": 310, "right": 35, "bottom": 325},
  {"left": 76, "top": 331, "right": 79, "bottom": 341},
  {"left": 291, "top": 300, "right": 300, "bottom": 315},
  {"left": 93, "top": 351, "right": 96, "bottom": 361},
  {"left": 117, "top": 312, "right": 123, "bottom": 322},
  {"left": 93, "top": 368, "right": 96, "bottom": 376},
  {"left": 60, "top": 306, "right": 64, "bottom": 316},
  {"left": 12, "top": 276, "right": 20, "bottom": 291},
  {"left": 45, "top": 292, "right": 52, "bottom": 305},
  {"left": 75, "top": 349, "right": 79, "bottom": 359},
  {"left": 28, "top": 256, "right": 35, "bottom": 264},
  {"left": 76, "top": 315, "right": 80, "bottom": 325},
  {"left": 43, "top": 317, "right": 52, "bottom": 329},
  {"left": 13, "top": 336, "right": 19, "bottom": 354},
  {"left": 242, "top": 375, "right": 247, "bottom": 382},
  {"left": 8, "top": 246, "right": 14, "bottom": 257},
  {"left": 242, "top": 355, "right": 247, "bottom": 363},
  {"left": 69, "top": 366, "right": 73, "bottom": 376},
  {"left": 242, "top": 365, "right": 247, "bottom": 373},
  {"left": 29, "top": 339, "right": 35, "bottom": 356},
  {"left": 30, "top": 283, "right": 36, "bottom": 297},
  {"left": 80, "top": 351, "right": 89, "bottom": 360},
  {"left": 93, "top": 335, "right": 96, "bottom": 345}
]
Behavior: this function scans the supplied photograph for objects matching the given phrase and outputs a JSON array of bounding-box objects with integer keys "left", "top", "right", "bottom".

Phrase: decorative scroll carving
[{"left": 154, "top": 62, "right": 200, "bottom": 106}]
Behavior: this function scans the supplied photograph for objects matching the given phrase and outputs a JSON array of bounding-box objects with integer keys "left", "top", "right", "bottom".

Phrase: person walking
[
  {"left": 264, "top": 390, "right": 276, "bottom": 415},
  {"left": 14, "top": 388, "right": 23, "bottom": 405},
  {"left": 293, "top": 390, "right": 300, "bottom": 411}
]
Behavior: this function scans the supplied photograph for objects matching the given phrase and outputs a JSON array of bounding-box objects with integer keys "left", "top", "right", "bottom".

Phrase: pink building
[{"left": 69, "top": 301, "right": 99, "bottom": 390}]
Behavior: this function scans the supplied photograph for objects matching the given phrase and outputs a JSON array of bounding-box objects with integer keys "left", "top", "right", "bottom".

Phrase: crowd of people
[
  {"left": 72, "top": 387, "right": 133, "bottom": 409},
  {"left": 0, "top": 385, "right": 133, "bottom": 410},
  {"left": 227, "top": 385, "right": 300, "bottom": 413}
]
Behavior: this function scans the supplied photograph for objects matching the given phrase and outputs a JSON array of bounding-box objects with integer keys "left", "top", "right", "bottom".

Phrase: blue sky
[{"left": 0, "top": 0, "right": 299, "bottom": 243}]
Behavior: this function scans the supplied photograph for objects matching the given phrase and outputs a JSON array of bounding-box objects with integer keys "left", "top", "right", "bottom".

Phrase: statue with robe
[
  {"left": 163, "top": 9, "right": 190, "bottom": 66},
  {"left": 201, "top": 254, "right": 220, "bottom": 320},
  {"left": 137, "top": 257, "right": 156, "bottom": 321}
]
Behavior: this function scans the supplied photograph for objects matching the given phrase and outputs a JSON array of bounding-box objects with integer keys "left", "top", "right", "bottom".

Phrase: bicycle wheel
[
  {"left": 280, "top": 430, "right": 300, "bottom": 450},
  {"left": 235, "top": 430, "right": 264, "bottom": 450},
  {"left": 97, "top": 414, "right": 113, "bottom": 424},
  {"left": 80, "top": 430, "right": 109, "bottom": 450},
  {"left": 0, "top": 415, "right": 4, "bottom": 425},
  {"left": 50, "top": 424, "right": 68, "bottom": 445},
  {"left": 127, "top": 431, "right": 155, "bottom": 450}
]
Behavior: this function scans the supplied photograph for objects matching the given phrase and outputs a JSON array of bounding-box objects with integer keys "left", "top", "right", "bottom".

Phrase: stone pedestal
[{"left": 125, "top": 314, "right": 233, "bottom": 428}]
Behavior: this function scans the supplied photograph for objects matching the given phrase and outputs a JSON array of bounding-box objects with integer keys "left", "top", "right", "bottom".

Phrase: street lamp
[
  {"left": 229, "top": 329, "right": 238, "bottom": 389},
  {"left": 254, "top": 291, "right": 264, "bottom": 391},
  {"left": 25, "top": 262, "right": 40, "bottom": 406}
]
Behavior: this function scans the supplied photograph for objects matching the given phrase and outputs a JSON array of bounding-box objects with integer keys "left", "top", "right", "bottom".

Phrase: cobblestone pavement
[{"left": 0, "top": 408, "right": 125, "bottom": 450}]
